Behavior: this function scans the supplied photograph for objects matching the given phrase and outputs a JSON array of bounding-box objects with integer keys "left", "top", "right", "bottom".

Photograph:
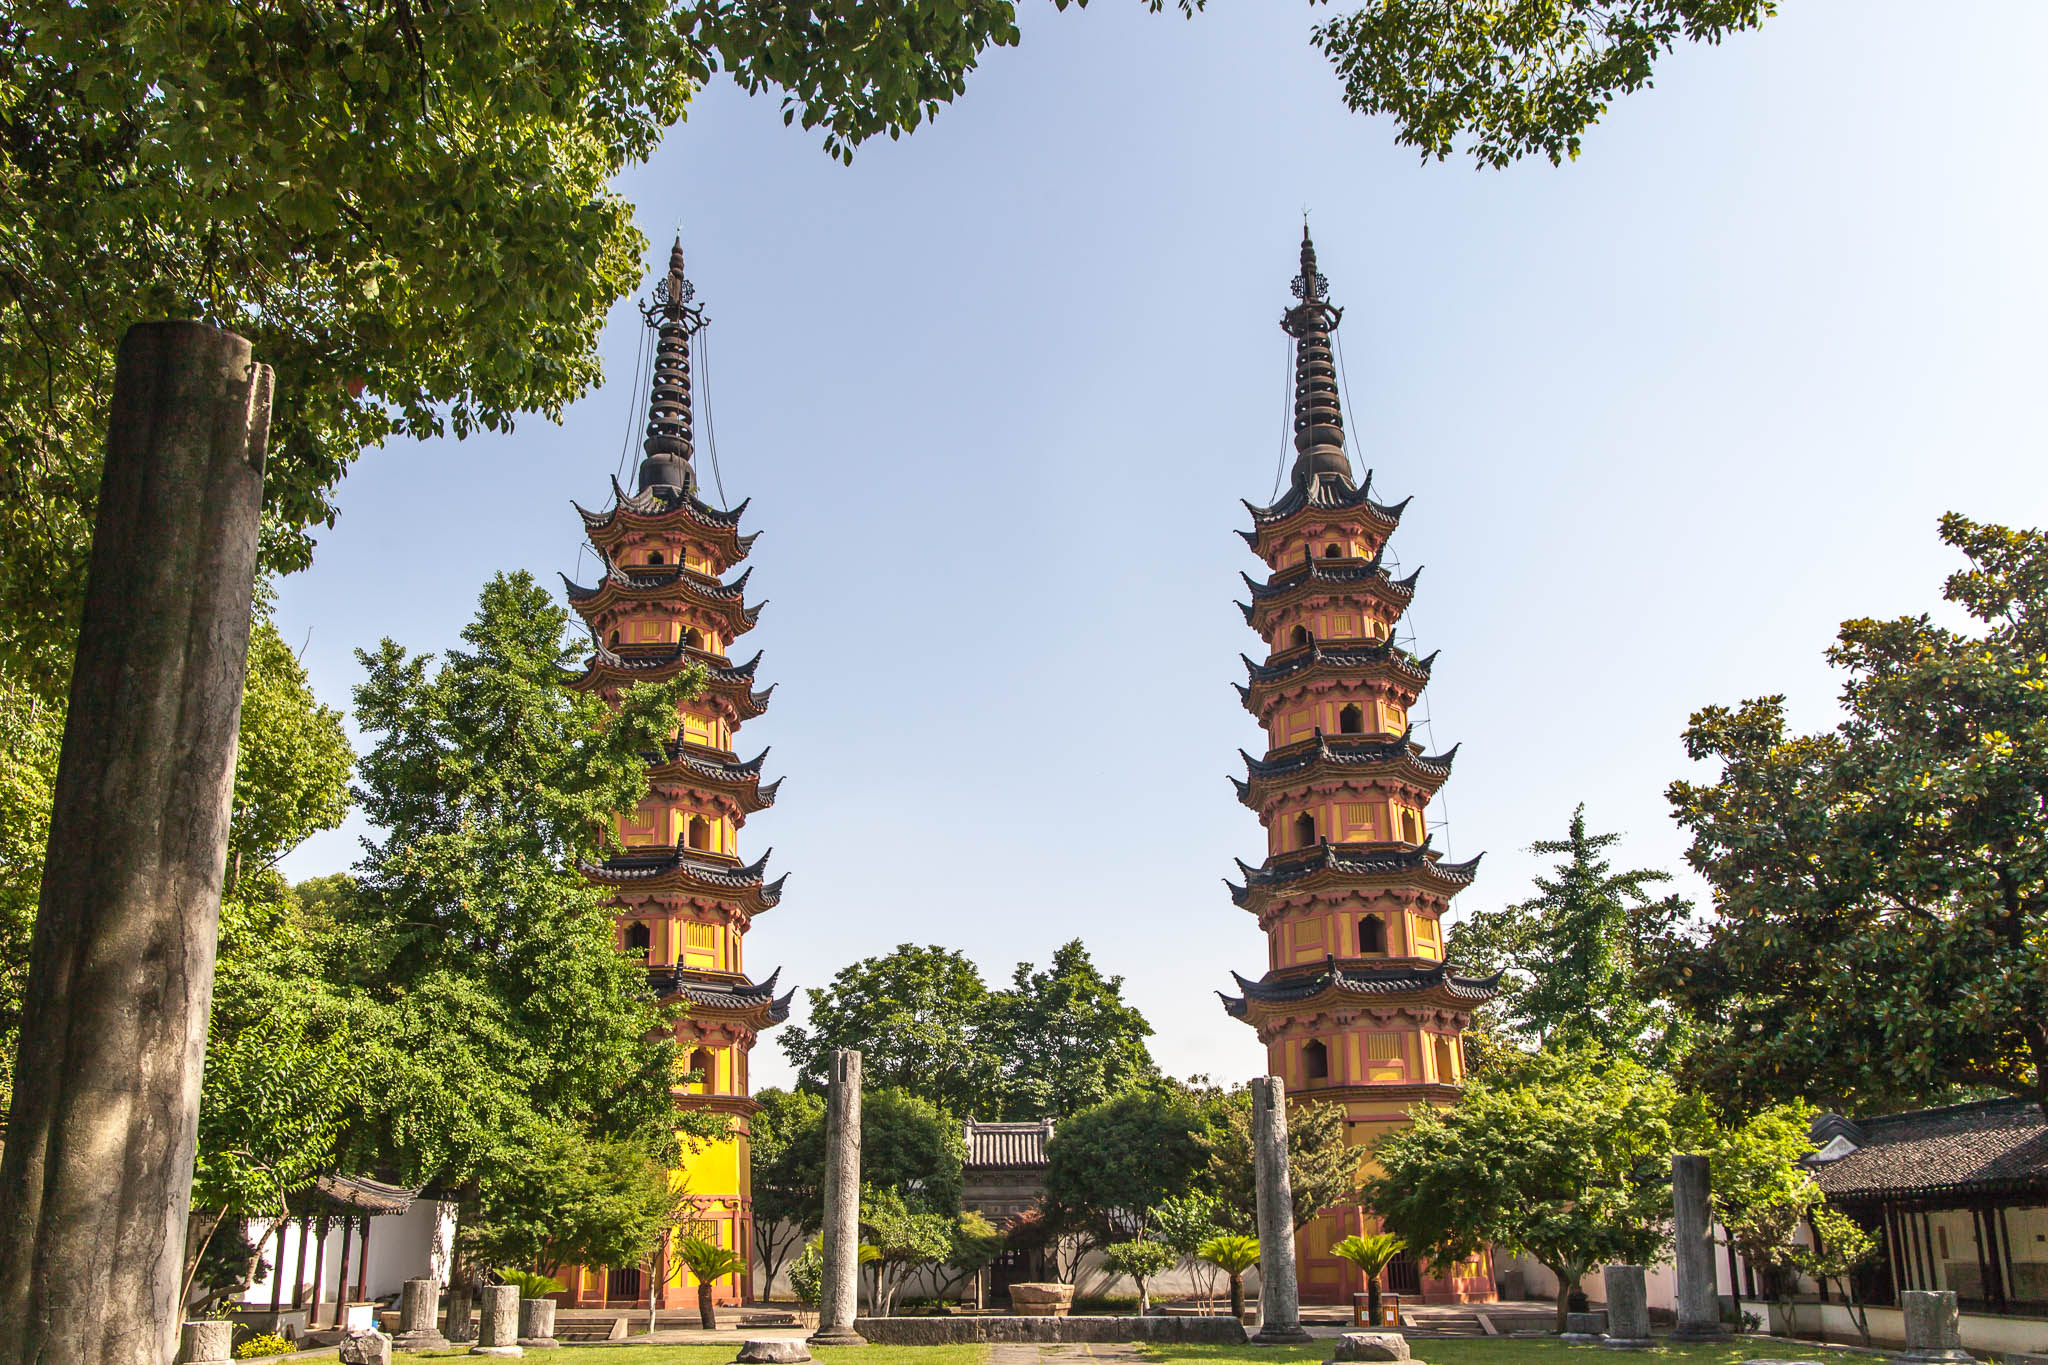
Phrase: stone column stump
[
  {"left": 471, "top": 1285, "right": 523, "bottom": 1358},
  {"left": 1601, "top": 1265, "right": 1653, "bottom": 1348},
  {"left": 1249, "top": 1077, "right": 1312, "bottom": 1344},
  {"left": 809, "top": 1049, "right": 868, "bottom": 1348},
  {"left": 177, "top": 1322, "right": 234, "bottom": 1365},
  {"left": 393, "top": 1278, "right": 450, "bottom": 1351},
  {"left": 1670, "top": 1155, "right": 1726, "bottom": 1341},
  {"left": 1900, "top": 1290, "right": 1974, "bottom": 1363},
  {"left": 517, "top": 1297, "right": 559, "bottom": 1349}
]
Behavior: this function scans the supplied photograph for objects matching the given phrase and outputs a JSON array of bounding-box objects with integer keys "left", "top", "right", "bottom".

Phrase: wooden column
[
  {"left": 309, "top": 1215, "right": 331, "bottom": 1321},
  {"left": 353, "top": 1217, "right": 372, "bottom": 1304},
  {"left": 293, "top": 1216, "right": 312, "bottom": 1311},
  {"left": 270, "top": 1219, "right": 290, "bottom": 1313},
  {"left": 333, "top": 1217, "right": 355, "bottom": 1325},
  {"left": 0, "top": 321, "right": 272, "bottom": 1365}
]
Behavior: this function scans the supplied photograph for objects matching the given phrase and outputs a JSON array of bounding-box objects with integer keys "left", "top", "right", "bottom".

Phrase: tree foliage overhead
[
  {"left": 1043, "top": 1088, "right": 1211, "bottom": 1242},
  {"left": 1665, "top": 515, "right": 2048, "bottom": 1114},
  {"left": 1312, "top": 0, "right": 1776, "bottom": 168},
  {"left": 1448, "top": 804, "right": 1694, "bottom": 1066}
]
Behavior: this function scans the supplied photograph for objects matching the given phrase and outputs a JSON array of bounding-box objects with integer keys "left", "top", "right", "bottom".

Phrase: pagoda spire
[
  {"left": 636, "top": 237, "right": 706, "bottom": 496},
  {"left": 1281, "top": 226, "right": 1352, "bottom": 491}
]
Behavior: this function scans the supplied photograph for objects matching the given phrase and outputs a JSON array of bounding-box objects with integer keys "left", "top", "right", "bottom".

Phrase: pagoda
[
  {"left": 560, "top": 240, "right": 792, "bottom": 1309},
  {"left": 1218, "top": 230, "right": 1500, "bottom": 1306}
]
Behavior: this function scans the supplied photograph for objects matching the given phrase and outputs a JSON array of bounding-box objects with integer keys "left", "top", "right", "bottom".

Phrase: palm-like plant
[
  {"left": 675, "top": 1236, "right": 747, "bottom": 1330},
  {"left": 1196, "top": 1234, "right": 1260, "bottom": 1322},
  {"left": 1332, "top": 1232, "right": 1405, "bottom": 1325},
  {"left": 494, "top": 1269, "right": 564, "bottom": 1300}
]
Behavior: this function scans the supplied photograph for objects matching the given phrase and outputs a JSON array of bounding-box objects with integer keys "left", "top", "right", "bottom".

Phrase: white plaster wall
[
  {"left": 1784, "top": 1301, "right": 2048, "bottom": 1356},
  {"left": 241, "top": 1202, "right": 449, "bottom": 1307}
]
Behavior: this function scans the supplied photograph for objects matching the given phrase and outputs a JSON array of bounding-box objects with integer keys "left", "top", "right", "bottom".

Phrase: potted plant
[{"left": 1332, "top": 1233, "right": 1405, "bottom": 1326}]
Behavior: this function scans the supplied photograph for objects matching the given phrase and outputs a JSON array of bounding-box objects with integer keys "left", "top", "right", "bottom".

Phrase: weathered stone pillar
[
  {"left": 517, "top": 1297, "right": 558, "bottom": 1349},
  {"left": 809, "top": 1049, "right": 868, "bottom": 1347},
  {"left": 472, "top": 1285, "right": 522, "bottom": 1357},
  {"left": 445, "top": 1279, "right": 477, "bottom": 1343},
  {"left": 177, "top": 1321, "right": 234, "bottom": 1365},
  {"left": 0, "top": 320, "right": 272, "bottom": 1365},
  {"left": 1670, "top": 1154, "right": 1726, "bottom": 1340},
  {"left": 1249, "top": 1077, "right": 1311, "bottom": 1344},
  {"left": 1601, "top": 1265, "right": 1652, "bottom": 1348},
  {"left": 393, "top": 1278, "right": 449, "bottom": 1351},
  {"left": 1900, "top": 1290, "right": 1974, "bottom": 1363}
]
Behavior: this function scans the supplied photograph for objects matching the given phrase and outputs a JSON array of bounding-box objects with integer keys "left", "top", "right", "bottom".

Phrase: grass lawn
[
  {"left": 399, "top": 1340, "right": 1889, "bottom": 1365},
  {"left": 1136, "top": 1342, "right": 1888, "bottom": 1365},
  {"left": 395, "top": 1349, "right": 992, "bottom": 1365}
]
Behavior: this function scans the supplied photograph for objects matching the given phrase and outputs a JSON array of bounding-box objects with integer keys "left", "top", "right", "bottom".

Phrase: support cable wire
[
  {"left": 697, "top": 325, "right": 730, "bottom": 512},
  {"left": 1270, "top": 331, "right": 1291, "bottom": 502},
  {"left": 614, "top": 318, "right": 654, "bottom": 486}
]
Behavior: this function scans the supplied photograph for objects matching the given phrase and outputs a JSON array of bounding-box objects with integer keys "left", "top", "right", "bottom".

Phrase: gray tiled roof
[
  {"left": 1809, "top": 1099, "right": 2048, "bottom": 1200},
  {"left": 965, "top": 1119, "right": 1054, "bottom": 1170}
]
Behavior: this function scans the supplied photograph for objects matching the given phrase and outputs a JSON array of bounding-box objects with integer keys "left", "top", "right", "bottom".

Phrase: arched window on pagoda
[
  {"left": 648, "top": 550, "right": 665, "bottom": 565},
  {"left": 687, "top": 816, "right": 712, "bottom": 851},
  {"left": 685, "top": 628, "right": 703, "bottom": 650},
  {"left": 624, "top": 922, "right": 651, "bottom": 954},
  {"left": 691, "top": 1046, "right": 717, "bottom": 1094},
  {"left": 1338, "top": 704, "right": 1363, "bottom": 734},
  {"left": 1359, "top": 915, "right": 1386, "bottom": 955},
  {"left": 608, "top": 630, "right": 620, "bottom": 647},
  {"left": 1302, "top": 1039, "right": 1330, "bottom": 1081},
  {"left": 1433, "top": 1036, "right": 1457, "bottom": 1084},
  {"left": 1401, "top": 809, "right": 1423, "bottom": 844},
  {"left": 1323, "top": 543, "right": 1342, "bottom": 558},
  {"left": 1289, "top": 625, "right": 1311, "bottom": 649},
  {"left": 1293, "top": 812, "right": 1317, "bottom": 849}
]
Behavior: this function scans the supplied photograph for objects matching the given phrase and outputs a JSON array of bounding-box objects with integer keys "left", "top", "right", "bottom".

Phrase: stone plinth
[
  {"left": 472, "top": 1285, "right": 523, "bottom": 1358},
  {"left": 1601, "top": 1265, "right": 1652, "bottom": 1348},
  {"left": 1671, "top": 1155, "right": 1726, "bottom": 1341},
  {"left": 737, "top": 1341, "right": 813, "bottom": 1363},
  {"left": 1900, "top": 1290, "right": 1974, "bottom": 1363},
  {"left": 1249, "top": 1077, "right": 1311, "bottom": 1345},
  {"left": 1560, "top": 1311, "right": 1608, "bottom": 1343},
  {"left": 1331, "top": 1331, "right": 1410, "bottom": 1360},
  {"left": 393, "top": 1278, "right": 449, "bottom": 1351},
  {"left": 517, "top": 1297, "right": 558, "bottom": 1348},
  {"left": 179, "top": 1321, "right": 234, "bottom": 1365},
  {"left": 1006, "top": 1284, "right": 1073, "bottom": 1317}
]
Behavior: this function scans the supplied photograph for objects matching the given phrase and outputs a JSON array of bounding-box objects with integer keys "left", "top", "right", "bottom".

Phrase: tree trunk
[
  {"left": 1367, "top": 1276, "right": 1382, "bottom": 1326},
  {"left": 1136, "top": 1277, "right": 1150, "bottom": 1315},
  {"left": 698, "top": 1282, "right": 716, "bottom": 1330},
  {"left": 1546, "top": 1264, "right": 1578, "bottom": 1333},
  {"left": 0, "top": 321, "right": 271, "bottom": 1365},
  {"left": 1229, "top": 1272, "right": 1245, "bottom": 1321},
  {"left": 1726, "top": 1237, "right": 1744, "bottom": 1328}
]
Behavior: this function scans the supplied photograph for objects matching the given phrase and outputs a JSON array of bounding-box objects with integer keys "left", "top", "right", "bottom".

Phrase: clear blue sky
[{"left": 276, "top": 0, "right": 2048, "bottom": 1092}]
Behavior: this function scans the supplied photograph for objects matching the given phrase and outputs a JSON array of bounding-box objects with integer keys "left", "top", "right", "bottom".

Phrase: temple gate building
[
  {"left": 559, "top": 241, "right": 792, "bottom": 1308},
  {"left": 1218, "top": 231, "right": 1499, "bottom": 1306}
]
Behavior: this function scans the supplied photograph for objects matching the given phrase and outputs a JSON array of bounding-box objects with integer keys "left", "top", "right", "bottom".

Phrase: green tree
[
  {"left": 749, "top": 1086, "right": 827, "bottom": 1299},
  {"left": 1312, "top": 1, "right": 1776, "bottom": 169},
  {"left": 985, "top": 940, "right": 1157, "bottom": 1119},
  {"left": 1790, "top": 1205, "right": 1878, "bottom": 1345},
  {"left": 771, "top": 1087, "right": 965, "bottom": 1221},
  {"left": 331, "top": 572, "right": 709, "bottom": 1264},
  {"left": 1101, "top": 1237, "right": 1174, "bottom": 1314},
  {"left": 460, "top": 1128, "right": 683, "bottom": 1274},
  {"left": 1448, "top": 805, "right": 1694, "bottom": 1065},
  {"left": 1206, "top": 1089, "right": 1356, "bottom": 1233},
  {"left": 1702, "top": 1101, "right": 1823, "bottom": 1322},
  {"left": 860, "top": 1185, "right": 955, "bottom": 1316},
  {"left": 779, "top": 944, "right": 997, "bottom": 1116},
  {"left": 1367, "top": 1048, "right": 1685, "bottom": 1332},
  {"left": 1666, "top": 515, "right": 2048, "bottom": 1114},
  {"left": 226, "top": 617, "right": 354, "bottom": 894},
  {"left": 1149, "top": 1191, "right": 1225, "bottom": 1310},
  {"left": 1044, "top": 1089, "right": 1211, "bottom": 1245},
  {"left": 1195, "top": 1233, "right": 1259, "bottom": 1321},
  {"left": 0, "top": 684, "right": 61, "bottom": 1112}
]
